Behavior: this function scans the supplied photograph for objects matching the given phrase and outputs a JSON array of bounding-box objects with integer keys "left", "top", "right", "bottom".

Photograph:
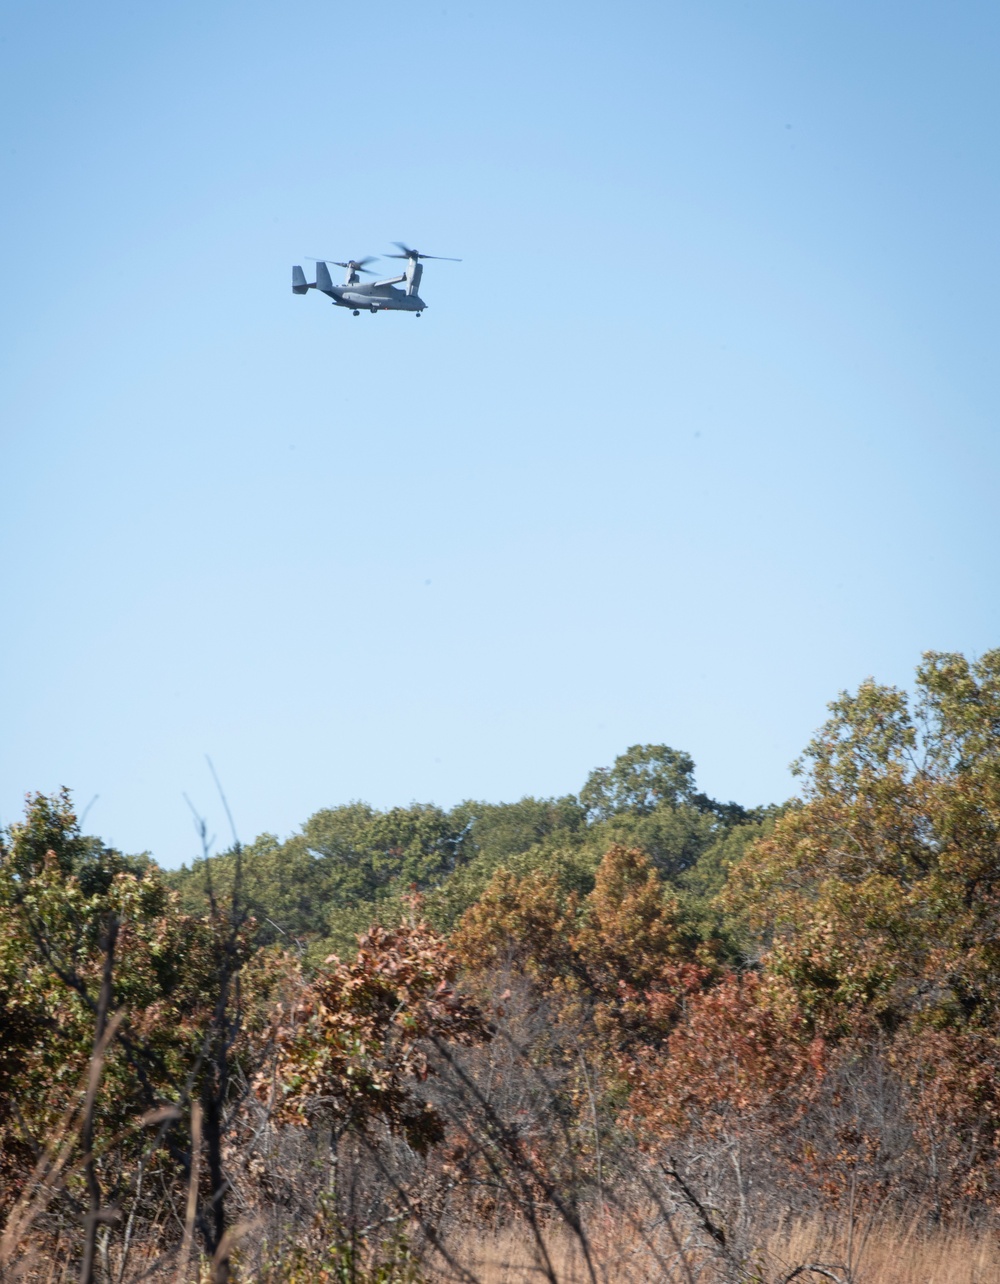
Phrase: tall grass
[{"left": 442, "top": 1216, "right": 1000, "bottom": 1284}]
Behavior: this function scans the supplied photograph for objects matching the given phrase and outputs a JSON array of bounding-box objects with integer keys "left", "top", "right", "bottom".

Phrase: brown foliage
[
  {"left": 452, "top": 867, "right": 578, "bottom": 982},
  {"left": 454, "top": 847, "right": 713, "bottom": 1054},
  {"left": 265, "top": 913, "right": 491, "bottom": 1152},
  {"left": 625, "top": 971, "right": 826, "bottom": 1139},
  {"left": 715, "top": 651, "right": 1000, "bottom": 1209}
]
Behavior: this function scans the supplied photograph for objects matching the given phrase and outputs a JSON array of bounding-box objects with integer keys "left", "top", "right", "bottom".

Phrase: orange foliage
[
  {"left": 454, "top": 847, "right": 714, "bottom": 1052},
  {"left": 451, "top": 867, "right": 577, "bottom": 981},
  {"left": 574, "top": 844, "right": 687, "bottom": 988},
  {"left": 625, "top": 971, "right": 826, "bottom": 1137}
]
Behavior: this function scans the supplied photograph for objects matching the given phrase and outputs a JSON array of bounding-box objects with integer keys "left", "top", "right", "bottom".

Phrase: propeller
[
  {"left": 308, "top": 256, "right": 378, "bottom": 275},
  {"left": 386, "top": 242, "right": 461, "bottom": 262}
]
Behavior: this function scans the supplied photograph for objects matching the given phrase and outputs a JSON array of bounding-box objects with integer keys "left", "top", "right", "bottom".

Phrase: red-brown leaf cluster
[{"left": 264, "top": 914, "right": 491, "bottom": 1152}]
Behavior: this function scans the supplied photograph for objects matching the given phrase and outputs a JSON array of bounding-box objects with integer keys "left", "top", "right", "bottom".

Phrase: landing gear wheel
[
  {"left": 370, "top": 306, "right": 378, "bottom": 314},
  {"left": 352, "top": 309, "right": 360, "bottom": 316},
  {"left": 416, "top": 311, "right": 422, "bottom": 317}
]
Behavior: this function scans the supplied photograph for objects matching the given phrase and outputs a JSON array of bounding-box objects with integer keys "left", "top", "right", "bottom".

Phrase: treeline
[
  {"left": 3, "top": 649, "right": 1000, "bottom": 1283},
  {"left": 165, "top": 744, "right": 779, "bottom": 960}
]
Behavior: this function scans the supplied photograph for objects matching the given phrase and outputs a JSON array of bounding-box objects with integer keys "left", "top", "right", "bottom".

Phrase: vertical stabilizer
[
  {"left": 315, "top": 261, "right": 335, "bottom": 293},
  {"left": 292, "top": 265, "right": 310, "bottom": 294},
  {"left": 405, "top": 260, "right": 423, "bottom": 297}
]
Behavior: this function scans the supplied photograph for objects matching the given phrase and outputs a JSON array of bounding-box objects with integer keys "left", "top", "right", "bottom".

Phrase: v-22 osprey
[{"left": 291, "top": 243, "right": 460, "bottom": 316}]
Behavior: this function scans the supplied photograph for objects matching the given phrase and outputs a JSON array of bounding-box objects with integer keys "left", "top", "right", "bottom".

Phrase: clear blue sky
[{"left": 2, "top": 0, "right": 998, "bottom": 866}]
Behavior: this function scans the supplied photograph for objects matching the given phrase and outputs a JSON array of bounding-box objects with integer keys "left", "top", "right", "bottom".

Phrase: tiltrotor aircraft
[{"left": 291, "top": 243, "right": 460, "bottom": 316}]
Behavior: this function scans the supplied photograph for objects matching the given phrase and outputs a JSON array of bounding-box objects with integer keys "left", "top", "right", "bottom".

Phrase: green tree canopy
[{"left": 579, "top": 744, "right": 698, "bottom": 819}]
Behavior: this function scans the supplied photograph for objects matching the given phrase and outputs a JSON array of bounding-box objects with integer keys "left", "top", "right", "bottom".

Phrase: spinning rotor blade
[
  {"left": 307, "top": 255, "right": 378, "bottom": 274},
  {"left": 387, "top": 242, "right": 461, "bottom": 261}
]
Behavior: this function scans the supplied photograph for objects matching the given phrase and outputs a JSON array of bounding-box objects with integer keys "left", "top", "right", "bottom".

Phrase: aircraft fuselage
[{"left": 322, "top": 282, "right": 425, "bottom": 312}]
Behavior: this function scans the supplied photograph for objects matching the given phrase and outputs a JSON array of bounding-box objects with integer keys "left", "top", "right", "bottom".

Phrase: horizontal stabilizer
[{"left": 292, "top": 265, "right": 310, "bottom": 294}]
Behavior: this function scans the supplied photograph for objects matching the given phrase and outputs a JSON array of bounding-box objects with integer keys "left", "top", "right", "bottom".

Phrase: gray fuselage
[{"left": 321, "top": 281, "right": 425, "bottom": 312}]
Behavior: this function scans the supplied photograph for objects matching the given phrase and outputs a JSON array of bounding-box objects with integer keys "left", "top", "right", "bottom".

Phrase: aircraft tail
[
  {"left": 292, "top": 265, "right": 310, "bottom": 294},
  {"left": 314, "top": 261, "right": 334, "bottom": 293},
  {"left": 405, "top": 260, "right": 423, "bottom": 296}
]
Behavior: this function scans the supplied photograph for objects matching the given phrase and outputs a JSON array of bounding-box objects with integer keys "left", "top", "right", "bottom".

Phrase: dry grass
[
  {"left": 432, "top": 1227, "right": 596, "bottom": 1284},
  {"left": 4, "top": 1215, "right": 1000, "bottom": 1283},
  {"left": 768, "top": 1216, "right": 1000, "bottom": 1284},
  {"left": 436, "top": 1215, "right": 1000, "bottom": 1284}
]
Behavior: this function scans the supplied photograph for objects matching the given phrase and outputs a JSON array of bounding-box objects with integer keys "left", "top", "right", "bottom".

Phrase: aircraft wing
[{"left": 373, "top": 274, "right": 406, "bottom": 288}]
